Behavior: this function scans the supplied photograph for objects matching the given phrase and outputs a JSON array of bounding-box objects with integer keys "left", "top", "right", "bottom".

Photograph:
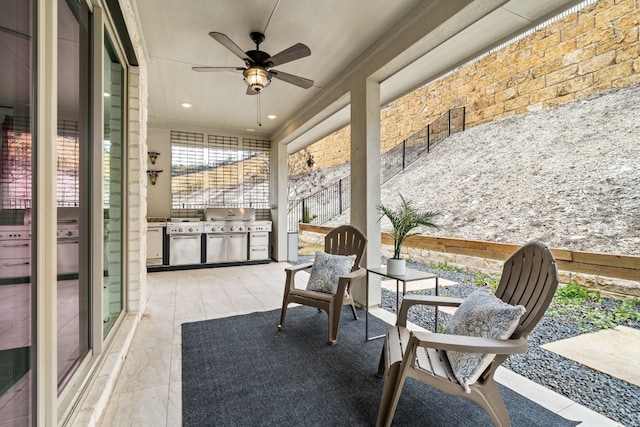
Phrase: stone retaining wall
[{"left": 289, "top": 0, "right": 640, "bottom": 173}]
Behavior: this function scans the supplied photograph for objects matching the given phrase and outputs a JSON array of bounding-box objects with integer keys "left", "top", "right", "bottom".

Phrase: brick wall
[
  {"left": 121, "top": 0, "right": 149, "bottom": 315},
  {"left": 290, "top": 0, "right": 640, "bottom": 174}
]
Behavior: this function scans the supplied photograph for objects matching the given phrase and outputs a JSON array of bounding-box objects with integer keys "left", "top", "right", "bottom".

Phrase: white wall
[{"left": 146, "top": 127, "right": 172, "bottom": 217}]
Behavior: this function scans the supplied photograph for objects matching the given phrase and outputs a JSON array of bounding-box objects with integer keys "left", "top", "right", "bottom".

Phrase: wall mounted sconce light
[
  {"left": 306, "top": 154, "right": 315, "bottom": 168},
  {"left": 146, "top": 169, "right": 163, "bottom": 185},
  {"left": 148, "top": 151, "right": 160, "bottom": 164}
]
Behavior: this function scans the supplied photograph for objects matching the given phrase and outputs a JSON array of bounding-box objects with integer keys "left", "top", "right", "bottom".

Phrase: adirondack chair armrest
[
  {"left": 410, "top": 330, "right": 529, "bottom": 354},
  {"left": 284, "top": 262, "right": 313, "bottom": 291},
  {"left": 341, "top": 267, "right": 367, "bottom": 280},
  {"left": 333, "top": 267, "right": 367, "bottom": 303},
  {"left": 285, "top": 262, "right": 313, "bottom": 273},
  {"left": 397, "top": 294, "right": 464, "bottom": 327}
]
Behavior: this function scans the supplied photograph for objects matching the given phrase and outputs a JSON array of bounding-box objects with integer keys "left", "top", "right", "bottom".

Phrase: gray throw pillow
[
  {"left": 443, "top": 287, "right": 526, "bottom": 393},
  {"left": 305, "top": 251, "right": 356, "bottom": 295}
]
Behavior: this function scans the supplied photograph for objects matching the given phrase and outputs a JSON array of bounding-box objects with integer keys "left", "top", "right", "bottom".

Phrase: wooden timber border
[{"left": 297, "top": 224, "right": 640, "bottom": 296}]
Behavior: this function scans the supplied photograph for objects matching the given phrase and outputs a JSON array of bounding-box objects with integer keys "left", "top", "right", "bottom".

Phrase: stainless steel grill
[
  {"left": 204, "top": 208, "right": 252, "bottom": 263},
  {"left": 166, "top": 217, "right": 204, "bottom": 235}
]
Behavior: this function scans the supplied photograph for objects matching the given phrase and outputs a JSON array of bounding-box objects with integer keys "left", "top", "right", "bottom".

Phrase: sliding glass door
[
  {"left": 1, "top": 0, "right": 130, "bottom": 421},
  {"left": 56, "top": 0, "right": 90, "bottom": 390},
  {"left": 0, "top": 0, "right": 34, "bottom": 424},
  {"left": 102, "top": 32, "right": 124, "bottom": 336}
]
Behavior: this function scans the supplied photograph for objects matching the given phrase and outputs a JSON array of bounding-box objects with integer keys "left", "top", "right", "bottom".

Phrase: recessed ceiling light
[
  {"left": 267, "top": 114, "right": 277, "bottom": 119},
  {"left": 181, "top": 102, "right": 193, "bottom": 108},
  {"left": 246, "top": 128, "right": 255, "bottom": 132}
]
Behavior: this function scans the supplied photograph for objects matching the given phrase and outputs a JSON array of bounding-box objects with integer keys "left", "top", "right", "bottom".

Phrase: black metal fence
[
  {"left": 288, "top": 178, "right": 351, "bottom": 231},
  {"left": 288, "top": 107, "right": 465, "bottom": 231},
  {"left": 381, "top": 107, "right": 465, "bottom": 183}
]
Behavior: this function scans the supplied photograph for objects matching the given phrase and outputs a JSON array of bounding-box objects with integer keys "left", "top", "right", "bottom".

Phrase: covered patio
[
  {"left": 90, "top": 0, "right": 632, "bottom": 425},
  {"left": 5, "top": 0, "right": 638, "bottom": 424},
  {"left": 81, "top": 263, "right": 622, "bottom": 426},
  {"left": 137, "top": 0, "right": 592, "bottom": 281}
]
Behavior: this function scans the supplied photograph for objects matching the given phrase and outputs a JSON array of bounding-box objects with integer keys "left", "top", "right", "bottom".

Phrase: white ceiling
[{"left": 133, "top": 0, "right": 586, "bottom": 150}]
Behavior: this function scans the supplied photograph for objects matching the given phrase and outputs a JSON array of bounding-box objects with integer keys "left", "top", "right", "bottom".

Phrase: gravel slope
[
  {"left": 292, "top": 87, "right": 640, "bottom": 424},
  {"left": 322, "top": 85, "right": 640, "bottom": 256}
]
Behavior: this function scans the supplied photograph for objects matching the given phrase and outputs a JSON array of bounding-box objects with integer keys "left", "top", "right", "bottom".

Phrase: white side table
[{"left": 365, "top": 266, "right": 439, "bottom": 341}]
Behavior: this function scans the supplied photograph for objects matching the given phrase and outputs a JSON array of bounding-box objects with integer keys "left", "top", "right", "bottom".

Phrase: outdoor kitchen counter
[{"left": 146, "top": 209, "right": 272, "bottom": 272}]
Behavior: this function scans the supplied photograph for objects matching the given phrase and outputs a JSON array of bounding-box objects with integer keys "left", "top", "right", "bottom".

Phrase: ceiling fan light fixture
[{"left": 243, "top": 66, "right": 270, "bottom": 92}]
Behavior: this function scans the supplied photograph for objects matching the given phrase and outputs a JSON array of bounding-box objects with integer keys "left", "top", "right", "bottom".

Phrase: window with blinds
[
  {"left": 207, "top": 134, "right": 239, "bottom": 207},
  {"left": 1, "top": 116, "right": 80, "bottom": 209},
  {"left": 57, "top": 119, "right": 80, "bottom": 207},
  {"left": 242, "top": 138, "right": 270, "bottom": 209},
  {"left": 170, "top": 130, "right": 270, "bottom": 209},
  {"left": 171, "top": 130, "right": 206, "bottom": 209},
  {"left": 1, "top": 116, "right": 32, "bottom": 209}
]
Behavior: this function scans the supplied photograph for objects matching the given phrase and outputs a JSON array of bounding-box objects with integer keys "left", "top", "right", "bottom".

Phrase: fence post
[
  {"left": 402, "top": 139, "right": 406, "bottom": 170},
  {"left": 462, "top": 106, "right": 466, "bottom": 131},
  {"left": 427, "top": 124, "right": 431, "bottom": 152},
  {"left": 338, "top": 179, "right": 343, "bottom": 213},
  {"left": 301, "top": 199, "right": 306, "bottom": 223},
  {"left": 448, "top": 108, "right": 451, "bottom": 135}
]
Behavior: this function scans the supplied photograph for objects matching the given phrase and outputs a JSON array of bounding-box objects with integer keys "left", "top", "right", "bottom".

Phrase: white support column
[
  {"left": 271, "top": 141, "right": 289, "bottom": 261},
  {"left": 350, "top": 77, "right": 381, "bottom": 307}
]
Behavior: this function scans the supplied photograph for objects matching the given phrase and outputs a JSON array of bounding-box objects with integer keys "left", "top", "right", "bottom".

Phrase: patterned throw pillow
[
  {"left": 305, "top": 251, "right": 357, "bottom": 295},
  {"left": 443, "top": 287, "right": 526, "bottom": 393}
]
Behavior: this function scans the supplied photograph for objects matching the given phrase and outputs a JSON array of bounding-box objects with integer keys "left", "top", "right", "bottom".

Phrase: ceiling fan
[{"left": 193, "top": 31, "right": 314, "bottom": 95}]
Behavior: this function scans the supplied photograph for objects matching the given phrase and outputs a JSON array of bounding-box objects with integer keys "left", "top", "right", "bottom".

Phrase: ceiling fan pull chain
[{"left": 257, "top": 92, "right": 262, "bottom": 127}]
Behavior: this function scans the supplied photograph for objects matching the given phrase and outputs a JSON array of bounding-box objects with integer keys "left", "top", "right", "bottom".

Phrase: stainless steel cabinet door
[
  {"left": 228, "top": 234, "right": 248, "bottom": 262},
  {"left": 147, "top": 227, "right": 164, "bottom": 259},
  {"left": 206, "top": 234, "right": 228, "bottom": 263},
  {"left": 169, "top": 235, "right": 201, "bottom": 265}
]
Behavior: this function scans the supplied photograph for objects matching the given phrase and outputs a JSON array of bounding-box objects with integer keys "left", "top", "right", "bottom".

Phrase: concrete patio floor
[{"left": 77, "top": 263, "right": 622, "bottom": 426}]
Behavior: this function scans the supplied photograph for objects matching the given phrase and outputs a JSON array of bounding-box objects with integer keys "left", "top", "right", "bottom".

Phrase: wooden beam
[{"left": 297, "top": 224, "right": 640, "bottom": 281}]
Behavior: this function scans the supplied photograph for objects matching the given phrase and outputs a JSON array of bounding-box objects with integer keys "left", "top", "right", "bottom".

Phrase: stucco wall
[{"left": 289, "top": 0, "right": 640, "bottom": 173}]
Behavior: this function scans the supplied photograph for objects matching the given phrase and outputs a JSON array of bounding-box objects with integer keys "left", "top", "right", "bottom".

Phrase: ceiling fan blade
[
  {"left": 270, "top": 70, "right": 314, "bottom": 89},
  {"left": 209, "top": 32, "right": 252, "bottom": 64},
  {"left": 265, "top": 43, "right": 311, "bottom": 67},
  {"left": 192, "top": 66, "right": 245, "bottom": 72}
]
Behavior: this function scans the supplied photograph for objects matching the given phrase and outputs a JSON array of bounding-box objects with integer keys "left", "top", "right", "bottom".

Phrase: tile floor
[{"left": 95, "top": 263, "right": 622, "bottom": 427}]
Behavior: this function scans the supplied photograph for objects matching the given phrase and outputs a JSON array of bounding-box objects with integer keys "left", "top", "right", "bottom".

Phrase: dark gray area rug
[{"left": 182, "top": 306, "right": 580, "bottom": 427}]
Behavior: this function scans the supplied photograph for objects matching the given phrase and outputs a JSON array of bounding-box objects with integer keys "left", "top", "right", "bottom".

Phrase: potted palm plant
[{"left": 377, "top": 194, "right": 440, "bottom": 275}]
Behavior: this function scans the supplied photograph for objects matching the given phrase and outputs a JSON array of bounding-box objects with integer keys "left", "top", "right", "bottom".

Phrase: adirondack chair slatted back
[
  {"left": 494, "top": 241, "right": 559, "bottom": 341},
  {"left": 279, "top": 224, "right": 367, "bottom": 344},
  {"left": 376, "top": 240, "right": 559, "bottom": 427},
  {"left": 325, "top": 225, "right": 366, "bottom": 271}
]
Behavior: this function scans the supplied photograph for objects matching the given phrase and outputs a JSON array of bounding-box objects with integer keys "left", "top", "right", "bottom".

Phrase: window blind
[
  {"left": 57, "top": 119, "right": 80, "bottom": 207},
  {"left": 1, "top": 116, "right": 32, "bottom": 209},
  {"left": 170, "top": 131, "right": 271, "bottom": 209},
  {"left": 171, "top": 130, "right": 206, "bottom": 209},
  {"left": 207, "top": 134, "right": 239, "bottom": 207},
  {"left": 242, "top": 138, "right": 270, "bottom": 209},
  {"left": 1, "top": 116, "right": 81, "bottom": 209}
]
